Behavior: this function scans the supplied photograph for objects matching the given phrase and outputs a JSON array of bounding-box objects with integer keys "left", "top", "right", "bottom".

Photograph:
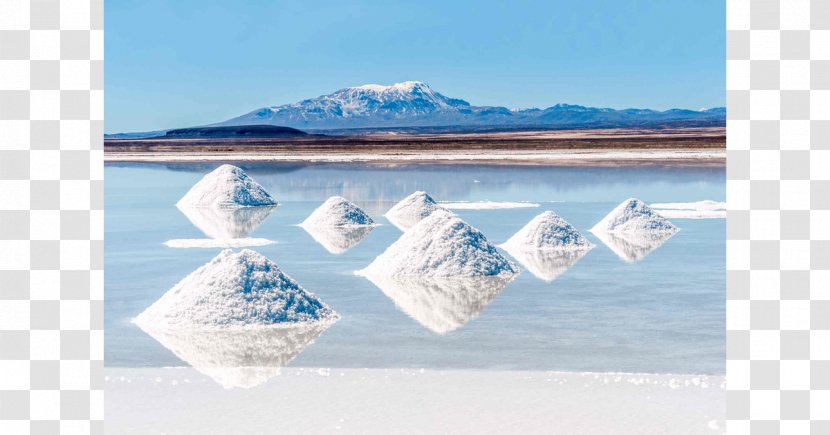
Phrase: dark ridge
[{"left": 164, "top": 125, "right": 308, "bottom": 138}]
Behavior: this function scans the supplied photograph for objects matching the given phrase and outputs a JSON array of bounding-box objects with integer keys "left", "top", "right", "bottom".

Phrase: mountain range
[
  {"left": 108, "top": 81, "right": 725, "bottom": 138},
  {"left": 216, "top": 81, "right": 724, "bottom": 131}
]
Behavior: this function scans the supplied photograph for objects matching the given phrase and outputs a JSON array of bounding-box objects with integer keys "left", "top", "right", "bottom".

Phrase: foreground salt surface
[{"left": 107, "top": 367, "right": 725, "bottom": 435}]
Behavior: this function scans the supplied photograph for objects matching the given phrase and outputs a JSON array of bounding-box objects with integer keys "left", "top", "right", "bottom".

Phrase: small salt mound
[
  {"left": 133, "top": 249, "right": 336, "bottom": 328},
  {"left": 591, "top": 198, "right": 678, "bottom": 234},
  {"left": 357, "top": 210, "right": 519, "bottom": 278},
  {"left": 176, "top": 164, "right": 277, "bottom": 208},
  {"left": 301, "top": 196, "right": 376, "bottom": 228},
  {"left": 501, "top": 211, "right": 594, "bottom": 251},
  {"left": 385, "top": 191, "right": 447, "bottom": 230}
]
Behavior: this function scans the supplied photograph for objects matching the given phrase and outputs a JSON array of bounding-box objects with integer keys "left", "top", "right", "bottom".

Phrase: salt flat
[{"left": 106, "top": 367, "right": 725, "bottom": 435}]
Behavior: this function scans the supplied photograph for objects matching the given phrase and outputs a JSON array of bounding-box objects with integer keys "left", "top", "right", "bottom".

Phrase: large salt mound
[
  {"left": 301, "top": 196, "right": 376, "bottom": 228},
  {"left": 137, "top": 322, "right": 332, "bottom": 389},
  {"left": 590, "top": 198, "right": 678, "bottom": 234},
  {"left": 176, "top": 164, "right": 277, "bottom": 208},
  {"left": 133, "top": 249, "right": 336, "bottom": 328},
  {"left": 357, "top": 210, "right": 519, "bottom": 278},
  {"left": 501, "top": 211, "right": 594, "bottom": 251},
  {"left": 385, "top": 191, "right": 446, "bottom": 230}
]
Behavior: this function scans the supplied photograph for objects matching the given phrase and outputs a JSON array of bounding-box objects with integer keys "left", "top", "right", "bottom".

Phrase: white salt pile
[
  {"left": 133, "top": 249, "right": 337, "bottom": 328},
  {"left": 590, "top": 198, "right": 678, "bottom": 234},
  {"left": 176, "top": 164, "right": 277, "bottom": 208},
  {"left": 500, "top": 211, "right": 593, "bottom": 282},
  {"left": 137, "top": 322, "right": 332, "bottom": 389},
  {"left": 363, "top": 275, "right": 509, "bottom": 334},
  {"left": 300, "top": 196, "right": 376, "bottom": 228},
  {"left": 501, "top": 211, "right": 594, "bottom": 251},
  {"left": 356, "top": 210, "right": 519, "bottom": 278},
  {"left": 385, "top": 191, "right": 447, "bottom": 230}
]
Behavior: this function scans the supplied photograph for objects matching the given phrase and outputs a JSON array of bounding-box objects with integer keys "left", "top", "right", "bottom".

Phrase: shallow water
[{"left": 106, "top": 162, "right": 725, "bottom": 374}]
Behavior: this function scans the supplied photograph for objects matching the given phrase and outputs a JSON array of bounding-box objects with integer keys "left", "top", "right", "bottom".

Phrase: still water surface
[{"left": 106, "top": 162, "right": 724, "bottom": 374}]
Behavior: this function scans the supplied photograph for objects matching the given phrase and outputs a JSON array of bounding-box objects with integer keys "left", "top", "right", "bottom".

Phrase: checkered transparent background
[
  {"left": 726, "top": 0, "right": 830, "bottom": 434},
  {"left": 1, "top": 0, "right": 103, "bottom": 433}
]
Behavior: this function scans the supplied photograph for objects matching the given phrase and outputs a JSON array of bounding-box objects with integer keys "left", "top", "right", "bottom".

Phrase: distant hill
[
  {"left": 163, "top": 125, "right": 307, "bottom": 138},
  {"left": 217, "top": 81, "right": 725, "bottom": 130}
]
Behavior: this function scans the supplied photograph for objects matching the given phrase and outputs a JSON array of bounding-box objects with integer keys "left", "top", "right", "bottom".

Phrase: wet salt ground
[{"left": 106, "top": 163, "right": 725, "bottom": 375}]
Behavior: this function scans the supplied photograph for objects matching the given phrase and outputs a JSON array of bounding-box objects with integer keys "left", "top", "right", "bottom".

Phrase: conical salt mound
[
  {"left": 590, "top": 198, "right": 678, "bottom": 234},
  {"left": 357, "top": 210, "right": 519, "bottom": 278},
  {"left": 133, "top": 249, "right": 337, "bottom": 328},
  {"left": 501, "top": 211, "right": 594, "bottom": 251},
  {"left": 301, "top": 196, "right": 376, "bottom": 228},
  {"left": 385, "top": 191, "right": 447, "bottom": 230},
  {"left": 176, "top": 164, "right": 277, "bottom": 208}
]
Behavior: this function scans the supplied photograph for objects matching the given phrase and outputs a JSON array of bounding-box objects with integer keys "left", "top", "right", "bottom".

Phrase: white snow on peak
[
  {"left": 301, "top": 196, "right": 376, "bottom": 228},
  {"left": 352, "top": 81, "right": 427, "bottom": 93},
  {"left": 176, "top": 165, "right": 277, "bottom": 208},
  {"left": 501, "top": 211, "right": 594, "bottom": 251},
  {"left": 590, "top": 198, "right": 678, "bottom": 234},
  {"left": 133, "top": 249, "right": 337, "bottom": 328},
  {"left": 356, "top": 210, "right": 519, "bottom": 278},
  {"left": 385, "top": 191, "right": 447, "bottom": 230}
]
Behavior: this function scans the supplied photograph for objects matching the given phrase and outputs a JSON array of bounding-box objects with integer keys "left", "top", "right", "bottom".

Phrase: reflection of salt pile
[
  {"left": 301, "top": 225, "right": 375, "bottom": 255},
  {"left": 591, "top": 198, "right": 678, "bottom": 263},
  {"left": 137, "top": 322, "right": 332, "bottom": 389},
  {"left": 300, "top": 196, "right": 377, "bottom": 254},
  {"left": 363, "top": 275, "right": 510, "bottom": 334},
  {"left": 357, "top": 210, "right": 518, "bottom": 278},
  {"left": 134, "top": 249, "right": 337, "bottom": 328},
  {"left": 176, "top": 164, "right": 278, "bottom": 208},
  {"left": 384, "top": 191, "right": 447, "bottom": 230},
  {"left": 500, "top": 211, "right": 594, "bottom": 282},
  {"left": 165, "top": 205, "right": 277, "bottom": 248}
]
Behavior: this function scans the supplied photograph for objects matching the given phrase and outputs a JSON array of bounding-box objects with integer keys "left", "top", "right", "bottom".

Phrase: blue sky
[{"left": 105, "top": 0, "right": 725, "bottom": 133}]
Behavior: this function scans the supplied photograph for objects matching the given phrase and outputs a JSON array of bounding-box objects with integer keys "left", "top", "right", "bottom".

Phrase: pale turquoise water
[{"left": 105, "top": 162, "right": 725, "bottom": 374}]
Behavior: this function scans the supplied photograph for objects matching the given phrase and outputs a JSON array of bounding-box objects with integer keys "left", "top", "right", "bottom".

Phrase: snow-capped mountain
[{"left": 216, "top": 81, "right": 724, "bottom": 130}]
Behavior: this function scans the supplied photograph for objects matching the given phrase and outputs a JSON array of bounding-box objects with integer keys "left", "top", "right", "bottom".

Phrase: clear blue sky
[{"left": 105, "top": 0, "right": 725, "bottom": 133}]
